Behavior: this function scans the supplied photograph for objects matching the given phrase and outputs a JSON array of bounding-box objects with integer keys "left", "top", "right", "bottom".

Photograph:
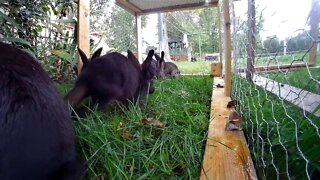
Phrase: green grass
[
  {"left": 57, "top": 76, "right": 213, "bottom": 179},
  {"left": 236, "top": 53, "right": 320, "bottom": 68},
  {"left": 175, "top": 61, "right": 211, "bottom": 75},
  {"left": 260, "top": 67, "right": 320, "bottom": 94},
  {"left": 232, "top": 75, "right": 320, "bottom": 179}
]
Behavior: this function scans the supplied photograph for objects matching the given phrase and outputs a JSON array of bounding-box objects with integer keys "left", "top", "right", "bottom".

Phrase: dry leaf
[
  {"left": 141, "top": 117, "right": 165, "bottom": 128},
  {"left": 227, "top": 100, "right": 238, "bottom": 108},
  {"left": 225, "top": 111, "right": 242, "bottom": 131},
  {"left": 117, "top": 122, "right": 134, "bottom": 140}
]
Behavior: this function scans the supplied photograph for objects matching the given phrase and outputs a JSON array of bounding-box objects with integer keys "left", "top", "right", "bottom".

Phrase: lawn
[
  {"left": 260, "top": 67, "right": 320, "bottom": 94},
  {"left": 57, "top": 76, "right": 213, "bottom": 179},
  {"left": 236, "top": 53, "right": 320, "bottom": 68},
  {"left": 175, "top": 61, "right": 211, "bottom": 75}
]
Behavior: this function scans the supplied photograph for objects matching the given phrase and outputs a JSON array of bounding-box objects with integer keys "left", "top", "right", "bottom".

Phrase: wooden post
[
  {"left": 217, "top": 6, "right": 223, "bottom": 66},
  {"left": 309, "top": 0, "right": 320, "bottom": 66},
  {"left": 136, "top": 15, "right": 143, "bottom": 63},
  {"left": 246, "top": 0, "right": 256, "bottom": 81},
  {"left": 231, "top": 1, "right": 239, "bottom": 72},
  {"left": 223, "top": 0, "right": 232, "bottom": 97},
  {"left": 77, "top": 0, "right": 90, "bottom": 74}
]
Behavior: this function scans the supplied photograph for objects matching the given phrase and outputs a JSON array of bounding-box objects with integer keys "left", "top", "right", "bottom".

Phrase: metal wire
[{"left": 231, "top": 0, "right": 320, "bottom": 179}]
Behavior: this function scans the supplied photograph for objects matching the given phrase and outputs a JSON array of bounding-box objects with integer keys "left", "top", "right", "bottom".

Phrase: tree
[
  {"left": 285, "top": 32, "right": 311, "bottom": 52},
  {"left": 263, "top": 36, "right": 281, "bottom": 53}
]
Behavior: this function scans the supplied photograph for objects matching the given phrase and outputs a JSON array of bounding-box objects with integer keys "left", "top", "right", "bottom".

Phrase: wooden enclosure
[{"left": 76, "top": 1, "right": 257, "bottom": 179}]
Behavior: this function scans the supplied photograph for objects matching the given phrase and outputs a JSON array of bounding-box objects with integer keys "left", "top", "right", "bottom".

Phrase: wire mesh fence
[{"left": 231, "top": 0, "right": 320, "bottom": 179}]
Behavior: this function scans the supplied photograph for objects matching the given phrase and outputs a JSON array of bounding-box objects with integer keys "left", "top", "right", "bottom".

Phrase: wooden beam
[
  {"left": 200, "top": 77, "right": 257, "bottom": 180},
  {"left": 223, "top": 0, "right": 232, "bottom": 97},
  {"left": 217, "top": 6, "right": 223, "bottom": 71},
  {"left": 308, "top": 0, "right": 320, "bottom": 65},
  {"left": 116, "top": 0, "right": 218, "bottom": 15},
  {"left": 115, "top": 0, "right": 142, "bottom": 15},
  {"left": 138, "top": 2, "right": 218, "bottom": 15},
  {"left": 246, "top": 0, "right": 256, "bottom": 82},
  {"left": 77, "top": 0, "right": 90, "bottom": 74},
  {"left": 136, "top": 15, "right": 142, "bottom": 63}
]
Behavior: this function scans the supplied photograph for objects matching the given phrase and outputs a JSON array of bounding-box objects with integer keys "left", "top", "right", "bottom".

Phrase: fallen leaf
[
  {"left": 225, "top": 111, "right": 242, "bottom": 131},
  {"left": 141, "top": 117, "right": 165, "bottom": 128},
  {"left": 117, "top": 122, "right": 134, "bottom": 140}
]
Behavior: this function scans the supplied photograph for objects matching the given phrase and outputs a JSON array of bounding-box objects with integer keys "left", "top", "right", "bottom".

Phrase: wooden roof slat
[{"left": 116, "top": 0, "right": 218, "bottom": 15}]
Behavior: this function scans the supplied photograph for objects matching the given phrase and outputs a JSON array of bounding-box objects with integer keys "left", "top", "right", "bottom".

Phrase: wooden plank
[
  {"left": 200, "top": 77, "right": 257, "bottom": 180},
  {"left": 136, "top": 15, "right": 142, "bottom": 63},
  {"left": 138, "top": 2, "right": 218, "bottom": 15},
  {"left": 116, "top": 0, "right": 217, "bottom": 15},
  {"left": 217, "top": 6, "right": 223, "bottom": 70},
  {"left": 77, "top": 0, "right": 90, "bottom": 74},
  {"left": 237, "top": 63, "right": 310, "bottom": 73},
  {"left": 223, "top": 0, "right": 232, "bottom": 96},
  {"left": 116, "top": 0, "right": 142, "bottom": 15}
]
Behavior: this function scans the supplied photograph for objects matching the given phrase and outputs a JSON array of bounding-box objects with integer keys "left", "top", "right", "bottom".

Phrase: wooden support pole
[
  {"left": 246, "top": 0, "right": 256, "bottom": 82},
  {"left": 223, "top": 0, "right": 232, "bottom": 97},
  {"left": 136, "top": 15, "right": 143, "bottom": 63},
  {"left": 217, "top": 6, "right": 223, "bottom": 66},
  {"left": 77, "top": 0, "right": 90, "bottom": 74},
  {"left": 308, "top": 0, "right": 320, "bottom": 65}
]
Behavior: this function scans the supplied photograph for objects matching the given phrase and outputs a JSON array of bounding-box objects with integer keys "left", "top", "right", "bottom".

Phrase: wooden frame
[
  {"left": 116, "top": 0, "right": 218, "bottom": 15},
  {"left": 223, "top": 0, "right": 232, "bottom": 97},
  {"left": 77, "top": 0, "right": 90, "bottom": 74},
  {"left": 136, "top": 15, "right": 143, "bottom": 62}
]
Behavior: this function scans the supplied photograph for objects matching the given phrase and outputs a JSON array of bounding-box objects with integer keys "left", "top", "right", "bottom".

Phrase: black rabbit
[
  {"left": 0, "top": 42, "right": 85, "bottom": 180},
  {"left": 65, "top": 48, "right": 156, "bottom": 108}
]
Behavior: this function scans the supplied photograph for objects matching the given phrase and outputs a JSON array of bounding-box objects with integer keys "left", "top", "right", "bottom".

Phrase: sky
[
  {"left": 234, "top": 0, "right": 313, "bottom": 40},
  {"left": 142, "top": 0, "right": 315, "bottom": 48}
]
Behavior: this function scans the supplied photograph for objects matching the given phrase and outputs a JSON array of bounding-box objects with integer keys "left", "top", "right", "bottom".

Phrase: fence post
[
  {"left": 246, "top": 0, "right": 256, "bottom": 82},
  {"left": 308, "top": 0, "right": 320, "bottom": 66},
  {"left": 77, "top": 0, "right": 90, "bottom": 74},
  {"left": 231, "top": 0, "right": 239, "bottom": 72},
  {"left": 136, "top": 15, "right": 142, "bottom": 63},
  {"left": 223, "top": 0, "right": 232, "bottom": 97},
  {"left": 217, "top": 6, "right": 223, "bottom": 67}
]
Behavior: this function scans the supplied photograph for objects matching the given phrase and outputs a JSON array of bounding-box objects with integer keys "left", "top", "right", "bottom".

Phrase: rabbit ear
[
  {"left": 127, "top": 50, "right": 141, "bottom": 70},
  {"left": 142, "top": 49, "right": 154, "bottom": 68},
  {"left": 92, "top": 47, "right": 103, "bottom": 60},
  {"left": 154, "top": 53, "right": 161, "bottom": 62},
  {"left": 127, "top": 50, "right": 138, "bottom": 61},
  {"left": 77, "top": 47, "right": 89, "bottom": 66},
  {"left": 161, "top": 51, "right": 164, "bottom": 61},
  {"left": 141, "top": 50, "right": 154, "bottom": 78}
]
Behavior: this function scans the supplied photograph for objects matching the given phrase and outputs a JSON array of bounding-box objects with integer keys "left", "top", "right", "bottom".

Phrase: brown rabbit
[
  {"left": 155, "top": 51, "right": 180, "bottom": 79},
  {"left": 65, "top": 48, "right": 156, "bottom": 108}
]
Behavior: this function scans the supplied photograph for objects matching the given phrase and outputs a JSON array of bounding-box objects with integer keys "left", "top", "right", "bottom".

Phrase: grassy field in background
[
  {"left": 237, "top": 53, "right": 320, "bottom": 68},
  {"left": 260, "top": 67, "right": 320, "bottom": 94},
  {"left": 175, "top": 61, "right": 211, "bottom": 75},
  {"left": 57, "top": 76, "right": 213, "bottom": 179}
]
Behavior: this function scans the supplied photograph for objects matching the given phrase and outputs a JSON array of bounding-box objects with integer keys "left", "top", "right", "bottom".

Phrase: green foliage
[
  {"left": 57, "top": 76, "right": 213, "bottom": 179},
  {"left": 167, "top": 8, "right": 218, "bottom": 56},
  {"left": 232, "top": 75, "right": 320, "bottom": 179},
  {"left": 0, "top": 0, "right": 78, "bottom": 81}
]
